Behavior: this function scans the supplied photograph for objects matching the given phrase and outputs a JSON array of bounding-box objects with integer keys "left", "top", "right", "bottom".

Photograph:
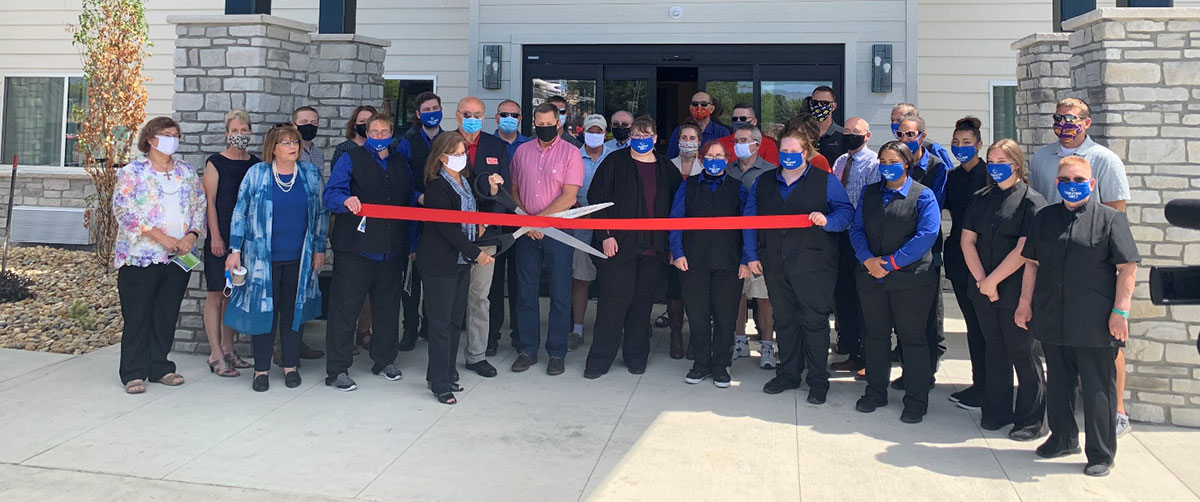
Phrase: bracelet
[
  {"left": 187, "top": 230, "right": 200, "bottom": 239},
  {"left": 1112, "top": 308, "right": 1129, "bottom": 319}
]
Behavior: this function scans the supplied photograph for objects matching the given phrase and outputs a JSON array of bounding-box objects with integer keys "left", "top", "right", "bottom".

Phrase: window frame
[
  {"left": 383, "top": 74, "right": 437, "bottom": 130},
  {"left": 0, "top": 73, "right": 84, "bottom": 169},
  {"left": 989, "top": 79, "right": 1018, "bottom": 144}
]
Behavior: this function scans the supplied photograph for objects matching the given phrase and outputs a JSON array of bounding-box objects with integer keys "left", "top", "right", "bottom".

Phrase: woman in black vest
[
  {"left": 669, "top": 140, "right": 750, "bottom": 388},
  {"left": 417, "top": 133, "right": 500, "bottom": 405},
  {"left": 962, "top": 138, "right": 1047, "bottom": 440},
  {"left": 322, "top": 113, "right": 416, "bottom": 392},
  {"left": 745, "top": 131, "right": 854, "bottom": 403},
  {"left": 584, "top": 116, "right": 682, "bottom": 378},
  {"left": 849, "top": 141, "right": 943, "bottom": 424}
]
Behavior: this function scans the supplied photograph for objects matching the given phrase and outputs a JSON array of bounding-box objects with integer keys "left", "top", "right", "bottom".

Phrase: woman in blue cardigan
[{"left": 224, "top": 123, "right": 328, "bottom": 392}]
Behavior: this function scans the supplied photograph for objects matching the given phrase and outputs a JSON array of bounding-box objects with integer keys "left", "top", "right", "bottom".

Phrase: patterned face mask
[
  {"left": 227, "top": 133, "right": 251, "bottom": 150},
  {"left": 809, "top": 102, "right": 833, "bottom": 121}
]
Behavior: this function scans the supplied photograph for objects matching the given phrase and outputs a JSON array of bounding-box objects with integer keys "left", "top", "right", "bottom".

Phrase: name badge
[{"left": 486, "top": 157, "right": 499, "bottom": 165}]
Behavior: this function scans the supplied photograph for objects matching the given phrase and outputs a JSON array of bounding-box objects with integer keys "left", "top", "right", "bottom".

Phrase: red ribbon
[{"left": 357, "top": 204, "right": 812, "bottom": 231}]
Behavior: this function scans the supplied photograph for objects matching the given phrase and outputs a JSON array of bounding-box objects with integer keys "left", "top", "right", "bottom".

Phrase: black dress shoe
[
  {"left": 547, "top": 357, "right": 566, "bottom": 376},
  {"left": 284, "top": 370, "right": 302, "bottom": 388},
  {"left": 252, "top": 374, "right": 269, "bottom": 392},
  {"left": 856, "top": 395, "right": 886, "bottom": 413},
  {"left": 891, "top": 376, "right": 904, "bottom": 390},
  {"left": 762, "top": 376, "right": 801, "bottom": 395},
  {"left": 485, "top": 340, "right": 499, "bottom": 357},
  {"left": 806, "top": 388, "right": 828, "bottom": 405},
  {"left": 584, "top": 370, "right": 604, "bottom": 379},
  {"left": 466, "top": 360, "right": 498, "bottom": 378},
  {"left": 981, "top": 419, "right": 1011, "bottom": 431},
  {"left": 900, "top": 407, "right": 925, "bottom": 424},
  {"left": 1036, "top": 439, "right": 1082, "bottom": 459},
  {"left": 398, "top": 331, "right": 417, "bottom": 352},
  {"left": 511, "top": 353, "right": 537, "bottom": 372}
]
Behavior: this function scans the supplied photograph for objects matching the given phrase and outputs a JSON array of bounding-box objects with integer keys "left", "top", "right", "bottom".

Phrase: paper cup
[{"left": 230, "top": 266, "right": 247, "bottom": 286}]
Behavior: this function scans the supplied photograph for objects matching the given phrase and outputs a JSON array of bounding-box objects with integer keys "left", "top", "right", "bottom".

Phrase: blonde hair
[
  {"left": 1057, "top": 98, "right": 1091, "bottom": 119},
  {"left": 1057, "top": 155, "right": 1092, "bottom": 176},
  {"left": 262, "top": 123, "right": 300, "bottom": 164},
  {"left": 224, "top": 109, "right": 251, "bottom": 132},
  {"left": 985, "top": 139, "right": 1028, "bottom": 184}
]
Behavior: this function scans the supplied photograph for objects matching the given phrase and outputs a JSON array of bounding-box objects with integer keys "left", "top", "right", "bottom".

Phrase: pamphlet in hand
[{"left": 172, "top": 251, "right": 202, "bottom": 272}]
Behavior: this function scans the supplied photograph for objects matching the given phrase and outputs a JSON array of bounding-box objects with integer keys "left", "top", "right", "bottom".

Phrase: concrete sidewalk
[{"left": 0, "top": 294, "right": 1197, "bottom": 502}]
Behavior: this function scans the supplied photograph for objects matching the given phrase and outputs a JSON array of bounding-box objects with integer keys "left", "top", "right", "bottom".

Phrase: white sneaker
[
  {"left": 759, "top": 341, "right": 777, "bottom": 370},
  {"left": 1115, "top": 413, "right": 1131, "bottom": 438},
  {"left": 733, "top": 336, "right": 750, "bottom": 359}
]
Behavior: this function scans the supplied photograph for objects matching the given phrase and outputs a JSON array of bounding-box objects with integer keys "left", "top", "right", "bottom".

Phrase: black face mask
[
  {"left": 535, "top": 125, "right": 559, "bottom": 142},
  {"left": 297, "top": 124, "right": 318, "bottom": 141},
  {"left": 611, "top": 126, "right": 631, "bottom": 142},
  {"left": 843, "top": 134, "right": 866, "bottom": 151},
  {"left": 354, "top": 123, "right": 368, "bottom": 138}
]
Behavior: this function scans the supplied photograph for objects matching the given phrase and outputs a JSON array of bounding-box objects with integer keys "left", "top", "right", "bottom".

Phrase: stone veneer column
[
  {"left": 168, "top": 15, "right": 315, "bottom": 171},
  {"left": 307, "top": 34, "right": 389, "bottom": 176},
  {"left": 1061, "top": 7, "right": 1200, "bottom": 428},
  {"left": 1012, "top": 33, "right": 1072, "bottom": 163}
]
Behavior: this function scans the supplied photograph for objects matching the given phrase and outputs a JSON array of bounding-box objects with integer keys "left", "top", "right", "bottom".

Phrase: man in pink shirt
[{"left": 508, "top": 102, "right": 585, "bottom": 376}]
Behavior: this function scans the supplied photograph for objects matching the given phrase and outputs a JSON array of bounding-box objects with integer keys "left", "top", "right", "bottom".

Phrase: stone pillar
[
  {"left": 1012, "top": 33, "right": 1072, "bottom": 163},
  {"left": 307, "top": 34, "right": 389, "bottom": 176},
  {"left": 1061, "top": 7, "right": 1200, "bottom": 428},
  {"left": 168, "top": 15, "right": 316, "bottom": 171}
]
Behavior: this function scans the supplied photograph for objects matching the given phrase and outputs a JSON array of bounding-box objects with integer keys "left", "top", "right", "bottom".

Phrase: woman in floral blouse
[{"left": 113, "top": 116, "right": 207, "bottom": 394}]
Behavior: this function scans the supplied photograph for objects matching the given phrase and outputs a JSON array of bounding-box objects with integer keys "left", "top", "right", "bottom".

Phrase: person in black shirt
[
  {"left": 943, "top": 117, "right": 991, "bottom": 411},
  {"left": 1017, "top": 155, "right": 1139, "bottom": 477},
  {"left": 961, "top": 138, "right": 1048, "bottom": 441},
  {"left": 809, "top": 85, "right": 845, "bottom": 164},
  {"left": 849, "top": 141, "right": 943, "bottom": 424}
]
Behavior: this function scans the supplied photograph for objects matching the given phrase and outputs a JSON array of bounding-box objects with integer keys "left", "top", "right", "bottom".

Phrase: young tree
[{"left": 70, "top": 0, "right": 150, "bottom": 269}]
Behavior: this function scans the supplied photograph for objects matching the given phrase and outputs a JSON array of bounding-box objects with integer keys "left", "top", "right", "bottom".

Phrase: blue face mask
[
  {"left": 890, "top": 122, "right": 900, "bottom": 135},
  {"left": 703, "top": 158, "right": 727, "bottom": 176},
  {"left": 778, "top": 151, "right": 806, "bottom": 170},
  {"left": 461, "top": 117, "right": 482, "bottom": 134},
  {"left": 904, "top": 140, "right": 922, "bottom": 155},
  {"left": 986, "top": 163, "right": 1014, "bottom": 183},
  {"left": 951, "top": 145, "right": 975, "bottom": 163},
  {"left": 630, "top": 136, "right": 655, "bottom": 154},
  {"left": 419, "top": 110, "right": 442, "bottom": 128},
  {"left": 1057, "top": 180, "right": 1091, "bottom": 203},
  {"left": 364, "top": 137, "right": 391, "bottom": 153},
  {"left": 498, "top": 116, "right": 519, "bottom": 133},
  {"left": 878, "top": 162, "right": 905, "bottom": 182}
]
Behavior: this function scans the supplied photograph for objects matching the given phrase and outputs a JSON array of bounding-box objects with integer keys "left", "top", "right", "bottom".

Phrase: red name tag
[{"left": 486, "top": 157, "right": 499, "bottom": 165}]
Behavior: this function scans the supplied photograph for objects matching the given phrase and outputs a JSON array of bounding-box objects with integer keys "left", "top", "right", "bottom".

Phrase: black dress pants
[
  {"left": 973, "top": 300, "right": 1045, "bottom": 431},
  {"left": 586, "top": 255, "right": 663, "bottom": 374},
  {"left": 1043, "top": 343, "right": 1118, "bottom": 466},
  {"left": 253, "top": 261, "right": 303, "bottom": 372},
  {"left": 834, "top": 234, "right": 866, "bottom": 363},
  {"left": 117, "top": 263, "right": 189, "bottom": 385},
  {"left": 679, "top": 265, "right": 741, "bottom": 372},
  {"left": 325, "top": 253, "right": 405, "bottom": 377},
  {"left": 765, "top": 265, "right": 837, "bottom": 392},
  {"left": 403, "top": 261, "right": 425, "bottom": 335},
  {"left": 423, "top": 265, "right": 470, "bottom": 394},
  {"left": 948, "top": 271, "right": 986, "bottom": 390},
  {"left": 860, "top": 282, "right": 937, "bottom": 412},
  {"left": 487, "top": 245, "right": 520, "bottom": 345}
]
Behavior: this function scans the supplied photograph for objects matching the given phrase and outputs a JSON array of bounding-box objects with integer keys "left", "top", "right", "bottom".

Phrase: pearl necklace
[{"left": 273, "top": 164, "right": 296, "bottom": 192}]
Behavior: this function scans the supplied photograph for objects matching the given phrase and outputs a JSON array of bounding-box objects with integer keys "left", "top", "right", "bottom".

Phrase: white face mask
[
  {"left": 446, "top": 153, "right": 468, "bottom": 172},
  {"left": 584, "top": 132, "right": 606, "bottom": 148},
  {"left": 734, "top": 141, "right": 757, "bottom": 160},
  {"left": 153, "top": 135, "right": 179, "bottom": 156}
]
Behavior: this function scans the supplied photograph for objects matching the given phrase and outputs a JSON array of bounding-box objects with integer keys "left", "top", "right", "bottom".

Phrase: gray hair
[
  {"left": 224, "top": 109, "right": 251, "bottom": 131},
  {"left": 900, "top": 115, "right": 927, "bottom": 132},
  {"left": 736, "top": 124, "right": 762, "bottom": 142}
]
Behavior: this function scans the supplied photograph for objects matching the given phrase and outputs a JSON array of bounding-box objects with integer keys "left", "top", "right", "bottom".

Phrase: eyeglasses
[
  {"left": 733, "top": 139, "right": 760, "bottom": 145},
  {"left": 611, "top": 122, "right": 631, "bottom": 128},
  {"left": 498, "top": 112, "right": 520, "bottom": 119},
  {"left": 894, "top": 130, "right": 921, "bottom": 139},
  {"left": 703, "top": 155, "right": 726, "bottom": 160},
  {"left": 1056, "top": 176, "right": 1089, "bottom": 183},
  {"left": 459, "top": 112, "right": 484, "bottom": 119},
  {"left": 731, "top": 116, "right": 753, "bottom": 122},
  {"left": 690, "top": 101, "right": 712, "bottom": 107},
  {"left": 630, "top": 133, "right": 653, "bottom": 139},
  {"left": 1052, "top": 114, "right": 1082, "bottom": 123},
  {"left": 278, "top": 140, "right": 301, "bottom": 147},
  {"left": 557, "top": 108, "right": 568, "bottom": 115},
  {"left": 810, "top": 100, "right": 833, "bottom": 107}
]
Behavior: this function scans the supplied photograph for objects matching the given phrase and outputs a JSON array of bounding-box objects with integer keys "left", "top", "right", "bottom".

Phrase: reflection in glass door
[
  {"left": 532, "top": 78, "right": 596, "bottom": 137},
  {"left": 760, "top": 80, "right": 832, "bottom": 138}
]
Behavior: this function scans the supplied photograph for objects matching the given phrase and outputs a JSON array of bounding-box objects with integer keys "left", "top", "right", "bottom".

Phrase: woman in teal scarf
[{"left": 225, "top": 123, "right": 328, "bottom": 392}]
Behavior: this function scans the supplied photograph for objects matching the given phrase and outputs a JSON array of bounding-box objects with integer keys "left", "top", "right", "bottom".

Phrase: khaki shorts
[
  {"left": 573, "top": 248, "right": 597, "bottom": 281},
  {"left": 743, "top": 274, "right": 769, "bottom": 299}
]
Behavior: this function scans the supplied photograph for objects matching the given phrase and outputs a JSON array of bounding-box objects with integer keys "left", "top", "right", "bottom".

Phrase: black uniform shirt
[
  {"left": 962, "top": 180, "right": 1046, "bottom": 308},
  {"left": 1021, "top": 200, "right": 1140, "bottom": 347},
  {"left": 943, "top": 158, "right": 991, "bottom": 280}
]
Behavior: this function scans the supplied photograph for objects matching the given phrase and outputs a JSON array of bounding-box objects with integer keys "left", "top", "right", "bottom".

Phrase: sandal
[
  {"left": 225, "top": 351, "right": 253, "bottom": 369},
  {"left": 155, "top": 373, "right": 185, "bottom": 386},
  {"left": 434, "top": 391, "right": 457, "bottom": 405},
  {"left": 654, "top": 310, "right": 670, "bottom": 328},
  {"left": 427, "top": 382, "right": 464, "bottom": 392},
  {"left": 124, "top": 379, "right": 146, "bottom": 394},
  {"left": 209, "top": 358, "right": 241, "bottom": 378}
]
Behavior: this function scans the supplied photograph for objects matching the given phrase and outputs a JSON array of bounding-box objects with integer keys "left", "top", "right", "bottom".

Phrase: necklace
[
  {"left": 273, "top": 164, "right": 296, "bottom": 192},
  {"left": 154, "top": 171, "right": 181, "bottom": 195},
  {"left": 150, "top": 158, "right": 173, "bottom": 179}
]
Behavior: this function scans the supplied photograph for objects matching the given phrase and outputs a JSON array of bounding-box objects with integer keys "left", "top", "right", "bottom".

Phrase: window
[
  {"left": 1, "top": 76, "right": 86, "bottom": 167},
  {"left": 532, "top": 78, "right": 595, "bottom": 136},
  {"left": 705, "top": 80, "right": 753, "bottom": 128},
  {"left": 991, "top": 80, "right": 1017, "bottom": 142},
  {"left": 760, "top": 80, "right": 831, "bottom": 139},
  {"left": 603, "top": 79, "right": 648, "bottom": 118},
  {"left": 383, "top": 76, "right": 435, "bottom": 133}
]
